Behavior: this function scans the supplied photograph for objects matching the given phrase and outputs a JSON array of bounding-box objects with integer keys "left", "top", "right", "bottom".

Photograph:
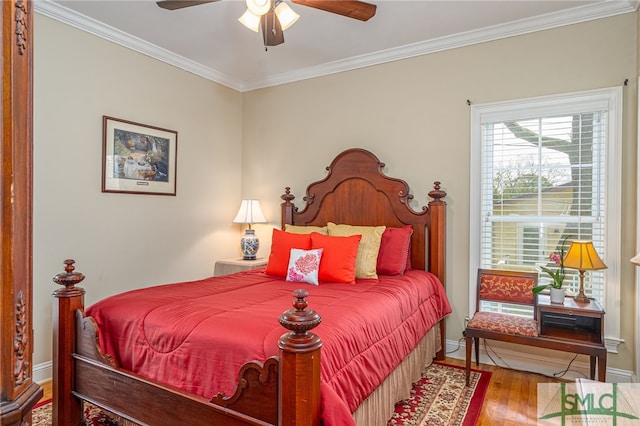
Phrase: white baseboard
[
  {"left": 33, "top": 361, "right": 52, "bottom": 385},
  {"left": 445, "top": 338, "right": 633, "bottom": 383},
  {"left": 34, "top": 340, "right": 635, "bottom": 386}
]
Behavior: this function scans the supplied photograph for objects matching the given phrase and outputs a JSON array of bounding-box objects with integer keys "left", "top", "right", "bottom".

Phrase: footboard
[{"left": 52, "top": 260, "right": 322, "bottom": 426}]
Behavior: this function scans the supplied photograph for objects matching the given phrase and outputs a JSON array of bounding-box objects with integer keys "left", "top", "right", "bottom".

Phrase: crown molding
[
  {"left": 247, "top": 0, "right": 638, "bottom": 90},
  {"left": 34, "top": 0, "right": 243, "bottom": 91},
  {"left": 35, "top": 0, "right": 638, "bottom": 92}
]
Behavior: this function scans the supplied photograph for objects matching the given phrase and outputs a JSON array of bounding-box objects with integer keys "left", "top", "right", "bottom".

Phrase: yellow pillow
[
  {"left": 284, "top": 224, "right": 328, "bottom": 235},
  {"left": 327, "top": 222, "right": 385, "bottom": 279}
]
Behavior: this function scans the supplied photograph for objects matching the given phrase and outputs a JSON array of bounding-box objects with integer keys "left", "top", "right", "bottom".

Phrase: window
[{"left": 470, "top": 87, "right": 622, "bottom": 351}]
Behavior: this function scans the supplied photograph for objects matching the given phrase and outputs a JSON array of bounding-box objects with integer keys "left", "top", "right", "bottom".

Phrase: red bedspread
[{"left": 87, "top": 268, "right": 451, "bottom": 424}]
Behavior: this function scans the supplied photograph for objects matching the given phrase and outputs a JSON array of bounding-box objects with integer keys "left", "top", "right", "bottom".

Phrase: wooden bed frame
[{"left": 52, "top": 148, "right": 447, "bottom": 426}]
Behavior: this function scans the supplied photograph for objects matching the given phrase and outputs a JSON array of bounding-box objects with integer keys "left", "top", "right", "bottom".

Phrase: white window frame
[{"left": 469, "top": 87, "right": 623, "bottom": 352}]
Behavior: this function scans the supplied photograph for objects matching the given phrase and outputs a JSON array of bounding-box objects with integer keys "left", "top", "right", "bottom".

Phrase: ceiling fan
[{"left": 156, "top": 0, "right": 377, "bottom": 48}]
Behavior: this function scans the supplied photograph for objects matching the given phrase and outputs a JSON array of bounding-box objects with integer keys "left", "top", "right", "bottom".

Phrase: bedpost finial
[
  {"left": 428, "top": 181, "right": 446, "bottom": 201},
  {"left": 292, "top": 288, "right": 308, "bottom": 310},
  {"left": 278, "top": 290, "right": 322, "bottom": 353},
  {"left": 279, "top": 289, "right": 322, "bottom": 335},
  {"left": 63, "top": 259, "right": 76, "bottom": 274},
  {"left": 281, "top": 187, "right": 295, "bottom": 205},
  {"left": 53, "top": 259, "right": 86, "bottom": 294}
]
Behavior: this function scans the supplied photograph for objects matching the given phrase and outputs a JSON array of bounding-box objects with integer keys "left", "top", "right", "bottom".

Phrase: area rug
[
  {"left": 33, "top": 400, "right": 119, "bottom": 426},
  {"left": 32, "top": 362, "right": 490, "bottom": 426},
  {"left": 387, "top": 362, "right": 491, "bottom": 426},
  {"left": 33, "top": 399, "right": 121, "bottom": 426}
]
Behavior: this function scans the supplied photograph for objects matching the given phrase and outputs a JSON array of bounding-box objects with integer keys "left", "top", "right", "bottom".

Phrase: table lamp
[
  {"left": 233, "top": 199, "right": 268, "bottom": 260},
  {"left": 563, "top": 240, "right": 607, "bottom": 304}
]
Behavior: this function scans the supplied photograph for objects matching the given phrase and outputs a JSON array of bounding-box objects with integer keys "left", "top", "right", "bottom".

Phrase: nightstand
[
  {"left": 214, "top": 258, "right": 267, "bottom": 277},
  {"left": 536, "top": 294, "right": 606, "bottom": 381}
]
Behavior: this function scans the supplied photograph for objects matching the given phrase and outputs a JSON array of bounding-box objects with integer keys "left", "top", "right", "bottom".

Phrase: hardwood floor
[
  {"left": 445, "top": 357, "right": 564, "bottom": 425},
  {"left": 37, "top": 357, "right": 563, "bottom": 425},
  {"left": 39, "top": 379, "right": 51, "bottom": 402}
]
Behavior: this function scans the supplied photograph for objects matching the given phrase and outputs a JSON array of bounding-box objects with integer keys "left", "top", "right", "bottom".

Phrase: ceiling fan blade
[
  {"left": 291, "top": 0, "right": 376, "bottom": 21},
  {"left": 156, "top": 0, "right": 219, "bottom": 10},
  {"left": 261, "top": 10, "right": 284, "bottom": 47}
]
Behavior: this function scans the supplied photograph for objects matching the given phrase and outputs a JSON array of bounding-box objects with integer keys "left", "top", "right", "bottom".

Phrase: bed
[{"left": 52, "top": 148, "right": 450, "bottom": 426}]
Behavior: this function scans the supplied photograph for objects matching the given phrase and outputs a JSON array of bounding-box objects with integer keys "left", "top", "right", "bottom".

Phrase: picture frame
[{"left": 102, "top": 116, "right": 178, "bottom": 196}]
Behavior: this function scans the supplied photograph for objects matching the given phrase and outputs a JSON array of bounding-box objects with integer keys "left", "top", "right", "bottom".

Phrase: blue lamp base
[{"left": 240, "top": 229, "right": 260, "bottom": 260}]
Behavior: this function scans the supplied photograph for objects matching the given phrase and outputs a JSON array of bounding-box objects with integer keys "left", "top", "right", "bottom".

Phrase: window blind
[{"left": 479, "top": 111, "right": 607, "bottom": 314}]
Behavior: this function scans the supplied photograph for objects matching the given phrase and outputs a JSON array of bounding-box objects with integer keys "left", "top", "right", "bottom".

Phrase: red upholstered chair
[{"left": 464, "top": 269, "right": 539, "bottom": 386}]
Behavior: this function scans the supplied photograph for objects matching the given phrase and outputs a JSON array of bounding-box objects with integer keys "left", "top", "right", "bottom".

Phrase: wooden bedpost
[
  {"left": 277, "top": 290, "right": 322, "bottom": 426},
  {"left": 280, "top": 187, "right": 296, "bottom": 229},
  {"left": 428, "top": 182, "right": 447, "bottom": 288},
  {"left": 428, "top": 182, "right": 447, "bottom": 360},
  {"left": 52, "top": 259, "right": 85, "bottom": 426}
]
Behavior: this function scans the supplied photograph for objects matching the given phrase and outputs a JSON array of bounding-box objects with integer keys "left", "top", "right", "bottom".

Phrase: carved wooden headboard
[{"left": 280, "top": 148, "right": 447, "bottom": 286}]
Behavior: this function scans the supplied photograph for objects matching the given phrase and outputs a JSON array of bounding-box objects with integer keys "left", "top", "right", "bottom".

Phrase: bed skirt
[{"left": 353, "top": 326, "right": 440, "bottom": 426}]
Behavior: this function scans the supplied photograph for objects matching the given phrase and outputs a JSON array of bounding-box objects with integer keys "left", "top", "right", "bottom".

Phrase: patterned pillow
[
  {"left": 286, "top": 248, "right": 323, "bottom": 285},
  {"left": 327, "top": 223, "right": 385, "bottom": 279}
]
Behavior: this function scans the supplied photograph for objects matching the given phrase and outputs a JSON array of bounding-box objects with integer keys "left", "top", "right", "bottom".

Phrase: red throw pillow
[
  {"left": 310, "top": 232, "right": 361, "bottom": 284},
  {"left": 265, "top": 229, "right": 312, "bottom": 277},
  {"left": 376, "top": 225, "right": 413, "bottom": 275}
]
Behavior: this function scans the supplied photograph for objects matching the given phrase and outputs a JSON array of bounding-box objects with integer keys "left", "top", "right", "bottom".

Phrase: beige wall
[
  {"left": 242, "top": 13, "right": 638, "bottom": 372},
  {"left": 33, "top": 14, "right": 244, "bottom": 366},
  {"left": 32, "top": 11, "right": 639, "bottom": 377}
]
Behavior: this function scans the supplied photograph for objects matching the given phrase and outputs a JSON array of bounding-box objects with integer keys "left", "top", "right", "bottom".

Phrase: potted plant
[{"left": 533, "top": 236, "right": 570, "bottom": 304}]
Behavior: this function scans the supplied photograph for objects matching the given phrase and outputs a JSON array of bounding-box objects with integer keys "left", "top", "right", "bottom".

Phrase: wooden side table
[
  {"left": 214, "top": 258, "right": 267, "bottom": 277},
  {"left": 536, "top": 294, "right": 607, "bottom": 381}
]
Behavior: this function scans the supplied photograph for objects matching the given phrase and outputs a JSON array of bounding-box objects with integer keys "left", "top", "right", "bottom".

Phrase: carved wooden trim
[
  {"left": 280, "top": 148, "right": 442, "bottom": 272},
  {"left": 75, "top": 311, "right": 118, "bottom": 368},
  {"left": 14, "top": 0, "right": 27, "bottom": 55},
  {"left": 14, "top": 290, "right": 28, "bottom": 386},
  {"left": 428, "top": 181, "right": 447, "bottom": 203},
  {"left": 209, "top": 357, "right": 279, "bottom": 424},
  {"left": 1, "top": 1, "right": 42, "bottom": 422},
  {"left": 280, "top": 187, "right": 295, "bottom": 205},
  {"left": 278, "top": 289, "right": 322, "bottom": 340},
  {"left": 280, "top": 187, "right": 297, "bottom": 229},
  {"left": 211, "top": 358, "right": 278, "bottom": 405}
]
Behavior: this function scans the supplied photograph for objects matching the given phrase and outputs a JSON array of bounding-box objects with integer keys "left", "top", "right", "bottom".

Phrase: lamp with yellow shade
[{"left": 563, "top": 240, "right": 607, "bottom": 304}]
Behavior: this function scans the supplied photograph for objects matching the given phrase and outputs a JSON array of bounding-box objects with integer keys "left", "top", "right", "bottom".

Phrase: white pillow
[{"left": 286, "top": 248, "right": 323, "bottom": 285}]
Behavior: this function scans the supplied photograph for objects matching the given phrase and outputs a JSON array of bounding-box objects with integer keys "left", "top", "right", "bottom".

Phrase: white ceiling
[{"left": 35, "top": 0, "right": 637, "bottom": 91}]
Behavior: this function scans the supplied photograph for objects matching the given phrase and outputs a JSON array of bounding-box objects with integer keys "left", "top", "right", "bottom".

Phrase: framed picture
[{"left": 102, "top": 116, "right": 177, "bottom": 196}]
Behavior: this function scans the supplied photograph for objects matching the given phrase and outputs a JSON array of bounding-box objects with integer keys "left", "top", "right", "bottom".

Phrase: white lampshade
[
  {"left": 233, "top": 199, "right": 267, "bottom": 260},
  {"left": 275, "top": 2, "right": 299, "bottom": 31},
  {"left": 233, "top": 199, "right": 267, "bottom": 225},
  {"left": 631, "top": 253, "right": 640, "bottom": 265},
  {"left": 246, "top": 0, "right": 270, "bottom": 16},
  {"left": 238, "top": 9, "right": 261, "bottom": 32}
]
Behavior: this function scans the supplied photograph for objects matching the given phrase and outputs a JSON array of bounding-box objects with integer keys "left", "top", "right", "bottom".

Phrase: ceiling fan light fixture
[
  {"left": 246, "top": 0, "right": 271, "bottom": 16},
  {"left": 239, "top": 9, "right": 261, "bottom": 32},
  {"left": 274, "top": 2, "right": 299, "bottom": 31}
]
